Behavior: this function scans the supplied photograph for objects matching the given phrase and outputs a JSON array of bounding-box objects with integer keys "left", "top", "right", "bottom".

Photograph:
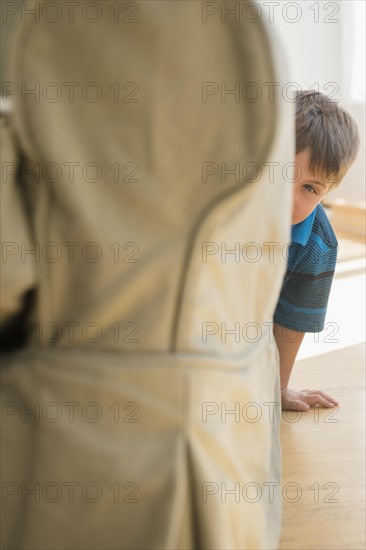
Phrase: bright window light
[{"left": 350, "top": 0, "right": 365, "bottom": 102}]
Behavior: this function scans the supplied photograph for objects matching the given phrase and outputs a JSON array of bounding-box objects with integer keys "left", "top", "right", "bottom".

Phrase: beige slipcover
[{"left": 1, "top": 1, "right": 293, "bottom": 548}]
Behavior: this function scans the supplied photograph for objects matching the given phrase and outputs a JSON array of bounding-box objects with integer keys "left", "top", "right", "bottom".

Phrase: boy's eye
[{"left": 303, "top": 184, "right": 317, "bottom": 194}]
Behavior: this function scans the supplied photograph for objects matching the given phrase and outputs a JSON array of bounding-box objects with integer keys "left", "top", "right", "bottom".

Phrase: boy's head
[{"left": 292, "top": 90, "right": 360, "bottom": 224}]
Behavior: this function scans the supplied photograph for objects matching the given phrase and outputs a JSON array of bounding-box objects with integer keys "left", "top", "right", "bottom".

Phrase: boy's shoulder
[{"left": 310, "top": 204, "right": 338, "bottom": 251}]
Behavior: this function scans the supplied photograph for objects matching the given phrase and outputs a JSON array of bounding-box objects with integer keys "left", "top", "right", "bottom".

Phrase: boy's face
[{"left": 292, "top": 149, "right": 333, "bottom": 224}]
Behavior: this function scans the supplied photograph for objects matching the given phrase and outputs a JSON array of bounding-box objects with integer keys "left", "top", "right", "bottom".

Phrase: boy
[{"left": 274, "top": 90, "right": 360, "bottom": 411}]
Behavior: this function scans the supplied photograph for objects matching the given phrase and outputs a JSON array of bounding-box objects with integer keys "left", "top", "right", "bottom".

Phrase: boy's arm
[{"left": 273, "top": 323, "right": 339, "bottom": 411}]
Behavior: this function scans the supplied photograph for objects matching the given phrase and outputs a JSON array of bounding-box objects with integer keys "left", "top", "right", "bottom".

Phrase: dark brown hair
[{"left": 296, "top": 90, "right": 360, "bottom": 185}]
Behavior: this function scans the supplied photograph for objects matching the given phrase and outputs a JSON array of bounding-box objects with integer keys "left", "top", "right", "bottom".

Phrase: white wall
[{"left": 258, "top": 0, "right": 365, "bottom": 201}]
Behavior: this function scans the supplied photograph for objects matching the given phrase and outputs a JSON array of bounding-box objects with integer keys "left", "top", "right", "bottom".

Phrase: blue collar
[{"left": 291, "top": 207, "right": 317, "bottom": 246}]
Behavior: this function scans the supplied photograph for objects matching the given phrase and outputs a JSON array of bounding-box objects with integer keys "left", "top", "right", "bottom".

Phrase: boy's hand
[{"left": 281, "top": 388, "right": 339, "bottom": 411}]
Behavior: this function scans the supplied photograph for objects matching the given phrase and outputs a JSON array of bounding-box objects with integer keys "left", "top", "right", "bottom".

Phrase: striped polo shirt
[{"left": 274, "top": 204, "right": 338, "bottom": 333}]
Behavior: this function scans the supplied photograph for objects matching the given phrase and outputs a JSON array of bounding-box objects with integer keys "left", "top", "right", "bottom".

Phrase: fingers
[
  {"left": 301, "top": 389, "right": 339, "bottom": 407},
  {"left": 316, "top": 391, "right": 338, "bottom": 406},
  {"left": 281, "top": 389, "right": 339, "bottom": 412}
]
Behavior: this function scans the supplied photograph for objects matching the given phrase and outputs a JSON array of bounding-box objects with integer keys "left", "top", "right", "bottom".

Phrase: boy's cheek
[
  {"left": 292, "top": 200, "right": 306, "bottom": 224},
  {"left": 293, "top": 193, "right": 321, "bottom": 224},
  {"left": 292, "top": 204, "right": 313, "bottom": 225}
]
